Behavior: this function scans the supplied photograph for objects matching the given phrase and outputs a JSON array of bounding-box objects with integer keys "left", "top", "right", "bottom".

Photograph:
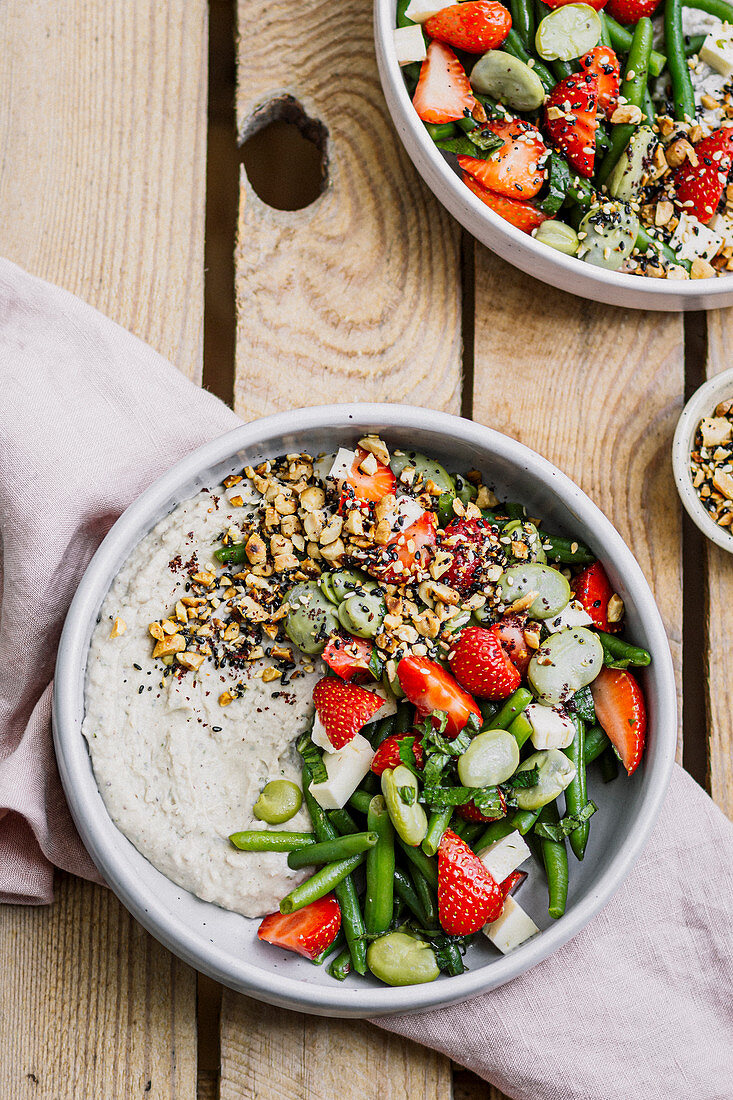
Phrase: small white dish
[{"left": 673, "top": 368, "right": 733, "bottom": 553}]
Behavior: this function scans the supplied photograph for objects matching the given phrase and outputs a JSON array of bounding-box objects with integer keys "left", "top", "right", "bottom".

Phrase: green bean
[
  {"left": 214, "top": 542, "right": 247, "bottom": 564},
  {"left": 552, "top": 59, "right": 575, "bottom": 81},
  {"left": 685, "top": 0, "right": 733, "bottom": 22},
  {"left": 596, "top": 126, "right": 611, "bottom": 155},
  {"left": 635, "top": 224, "right": 690, "bottom": 271},
  {"left": 502, "top": 29, "right": 556, "bottom": 93},
  {"left": 451, "top": 817, "right": 472, "bottom": 840},
  {"left": 279, "top": 853, "right": 366, "bottom": 913},
  {"left": 642, "top": 86, "right": 655, "bottom": 124},
  {"left": 303, "top": 766, "right": 367, "bottom": 973},
  {"left": 489, "top": 688, "right": 533, "bottom": 731},
  {"left": 600, "top": 746, "right": 619, "bottom": 783},
  {"left": 456, "top": 115, "right": 479, "bottom": 133},
  {"left": 685, "top": 33, "right": 706, "bottom": 57},
  {"left": 599, "top": 10, "right": 612, "bottom": 47},
  {"left": 537, "top": 802, "right": 569, "bottom": 919},
  {"left": 312, "top": 929, "right": 345, "bottom": 966},
  {"left": 596, "top": 629, "right": 652, "bottom": 666},
  {"left": 412, "top": 871, "right": 438, "bottom": 926},
  {"left": 229, "top": 830, "right": 315, "bottom": 852},
  {"left": 365, "top": 796, "right": 396, "bottom": 936},
  {"left": 437, "top": 491, "right": 456, "bottom": 527},
  {"left": 396, "top": 0, "right": 412, "bottom": 27},
  {"left": 370, "top": 714, "right": 396, "bottom": 749},
  {"left": 360, "top": 772, "right": 380, "bottom": 796},
  {"left": 597, "top": 17, "right": 653, "bottom": 185},
  {"left": 584, "top": 724, "right": 611, "bottom": 764},
  {"left": 480, "top": 699, "right": 499, "bottom": 725},
  {"left": 394, "top": 868, "right": 430, "bottom": 924},
  {"left": 511, "top": 0, "right": 535, "bottom": 47},
  {"left": 665, "top": 0, "right": 696, "bottom": 121},
  {"left": 396, "top": 836, "right": 439, "bottom": 889},
  {"left": 425, "top": 121, "right": 457, "bottom": 141},
  {"left": 563, "top": 716, "right": 589, "bottom": 861},
  {"left": 287, "top": 832, "right": 377, "bottom": 870},
  {"left": 394, "top": 701, "right": 414, "bottom": 734},
  {"left": 329, "top": 807, "right": 361, "bottom": 836},
  {"left": 327, "top": 947, "right": 352, "bottom": 981},
  {"left": 602, "top": 13, "right": 666, "bottom": 77},
  {"left": 512, "top": 807, "right": 542, "bottom": 835},
  {"left": 509, "top": 712, "right": 534, "bottom": 750},
  {"left": 538, "top": 532, "right": 595, "bottom": 564},
  {"left": 474, "top": 818, "right": 515, "bottom": 852},
  {"left": 422, "top": 808, "right": 453, "bottom": 857},
  {"left": 348, "top": 789, "right": 373, "bottom": 815}
]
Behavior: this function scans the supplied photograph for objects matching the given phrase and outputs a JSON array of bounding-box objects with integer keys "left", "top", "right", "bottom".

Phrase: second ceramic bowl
[{"left": 673, "top": 368, "right": 733, "bottom": 552}]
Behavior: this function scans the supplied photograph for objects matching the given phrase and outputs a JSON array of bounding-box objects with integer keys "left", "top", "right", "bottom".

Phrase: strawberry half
[
  {"left": 674, "top": 127, "right": 733, "bottom": 224},
  {"left": 458, "top": 118, "right": 548, "bottom": 199},
  {"left": 413, "top": 41, "right": 475, "bottom": 124},
  {"left": 571, "top": 561, "right": 615, "bottom": 632},
  {"left": 499, "top": 869, "right": 527, "bottom": 899},
  {"left": 492, "top": 613, "right": 531, "bottom": 676},
  {"left": 342, "top": 446, "right": 396, "bottom": 503},
  {"left": 258, "top": 894, "right": 341, "bottom": 960},
  {"left": 449, "top": 625, "right": 521, "bottom": 700},
  {"left": 440, "top": 517, "right": 501, "bottom": 595},
  {"left": 579, "top": 46, "right": 620, "bottom": 118},
  {"left": 312, "top": 677, "right": 384, "bottom": 749},
  {"left": 371, "top": 509, "right": 438, "bottom": 583},
  {"left": 438, "top": 829, "right": 504, "bottom": 934},
  {"left": 544, "top": 72, "right": 599, "bottom": 179},
  {"left": 457, "top": 787, "right": 507, "bottom": 823},
  {"left": 322, "top": 633, "right": 374, "bottom": 682},
  {"left": 590, "top": 666, "right": 647, "bottom": 775},
  {"left": 398, "top": 654, "right": 481, "bottom": 737},
  {"left": 371, "top": 731, "right": 425, "bottom": 776},
  {"left": 604, "top": 0, "right": 660, "bottom": 23},
  {"left": 462, "top": 171, "right": 549, "bottom": 232},
  {"left": 424, "top": 0, "right": 512, "bottom": 54}
]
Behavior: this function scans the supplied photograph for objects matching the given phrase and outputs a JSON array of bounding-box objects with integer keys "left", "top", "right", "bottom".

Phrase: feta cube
[
  {"left": 708, "top": 212, "right": 733, "bottom": 250},
  {"left": 525, "top": 702, "right": 575, "bottom": 750},
  {"left": 670, "top": 212, "right": 725, "bottom": 262},
  {"left": 311, "top": 711, "right": 335, "bottom": 753},
  {"left": 309, "top": 734, "right": 375, "bottom": 809},
  {"left": 404, "top": 0, "right": 452, "bottom": 23},
  {"left": 478, "top": 830, "right": 531, "bottom": 884},
  {"left": 545, "top": 599, "right": 593, "bottom": 634},
  {"left": 700, "top": 24, "right": 733, "bottom": 77},
  {"left": 328, "top": 447, "right": 357, "bottom": 482},
  {"left": 483, "top": 895, "right": 540, "bottom": 954},
  {"left": 393, "top": 25, "right": 427, "bottom": 65}
]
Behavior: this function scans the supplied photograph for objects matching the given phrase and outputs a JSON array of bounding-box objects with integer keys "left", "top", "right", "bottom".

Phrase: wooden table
[{"left": 0, "top": 1, "right": 730, "bottom": 1097}]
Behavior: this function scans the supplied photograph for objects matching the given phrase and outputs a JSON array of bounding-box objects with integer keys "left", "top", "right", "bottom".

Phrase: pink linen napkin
[{"left": 0, "top": 258, "right": 731, "bottom": 1097}]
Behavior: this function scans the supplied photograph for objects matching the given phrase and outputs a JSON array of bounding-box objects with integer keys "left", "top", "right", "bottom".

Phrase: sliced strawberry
[
  {"left": 457, "top": 787, "right": 507, "bottom": 823},
  {"left": 590, "top": 666, "right": 647, "bottom": 775},
  {"left": 604, "top": 0, "right": 660, "bottom": 23},
  {"left": 674, "top": 127, "right": 733, "bottom": 224},
  {"left": 340, "top": 446, "right": 396, "bottom": 503},
  {"left": 312, "top": 677, "right": 384, "bottom": 749},
  {"left": 579, "top": 46, "right": 620, "bottom": 118},
  {"left": 258, "top": 894, "right": 341, "bottom": 960},
  {"left": 458, "top": 118, "right": 548, "bottom": 199},
  {"left": 449, "top": 625, "right": 521, "bottom": 700},
  {"left": 371, "top": 731, "right": 425, "bottom": 776},
  {"left": 571, "top": 561, "right": 615, "bottom": 632},
  {"left": 544, "top": 72, "right": 599, "bottom": 179},
  {"left": 440, "top": 516, "right": 501, "bottom": 595},
  {"left": 462, "top": 171, "right": 549, "bottom": 233},
  {"left": 424, "top": 1, "right": 512, "bottom": 54},
  {"left": 492, "top": 613, "right": 531, "bottom": 676},
  {"left": 438, "top": 829, "right": 504, "bottom": 934},
  {"left": 397, "top": 654, "right": 481, "bottom": 737},
  {"left": 499, "top": 869, "right": 527, "bottom": 899},
  {"left": 371, "top": 510, "right": 438, "bottom": 583},
  {"left": 544, "top": 0, "right": 606, "bottom": 8},
  {"left": 322, "top": 633, "right": 375, "bottom": 682},
  {"left": 413, "top": 41, "right": 475, "bottom": 124}
]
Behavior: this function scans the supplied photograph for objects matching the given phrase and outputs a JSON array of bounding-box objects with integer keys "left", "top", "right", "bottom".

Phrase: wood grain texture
[
  {"left": 472, "top": 252, "right": 685, "bottom": 758},
  {"left": 699, "top": 309, "right": 733, "bottom": 817},
  {"left": 0, "top": 0, "right": 208, "bottom": 378},
  {"left": 233, "top": 0, "right": 463, "bottom": 419},
  {"left": 220, "top": 993, "right": 453, "bottom": 1100},
  {"left": 0, "top": 2, "right": 207, "bottom": 1096}
]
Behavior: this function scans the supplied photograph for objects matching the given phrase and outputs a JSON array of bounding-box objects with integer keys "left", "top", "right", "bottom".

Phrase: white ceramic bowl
[
  {"left": 373, "top": 1, "right": 733, "bottom": 312},
  {"left": 53, "top": 404, "right": 676, "bottom": 1017},
  {"left": 673, "top": 368, "right": 733, "bottom": 552}
]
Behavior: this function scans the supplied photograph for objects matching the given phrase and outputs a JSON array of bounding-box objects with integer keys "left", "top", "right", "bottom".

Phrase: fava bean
[
  {"left": 284, "top": 581, "right": 339, "bottom": 655},
  {"left": 534, "top": 219, "right": 580, "bottom": 256},
  {"left": 470, "top": 51, "right": 545, "bottom": 110},
  {"left": 328, "top": 568, "right": 377, "bottom": 603},
  {"left": 498, "top": 563, "right": 571, "bottom": 620},
  {"left": 514, "top": 748, "right": 577, "bottom": 810},
  {"left": 338, "top": 591, "right": 385, "bottom": 639},
  {"left": 577, "top": 203, "right": 639, "bottom": 272},
  {"left": 502, "top": 519, "right": 547, "bottom": 564},
  {"left": 253, "top": 780, "right": 302, "bottom": 825},
  {"left": 458, "top": 729, "right": 520, "bottom": 787},
  {"left": 536, "top": 3, "right": 601, "bottom": 60},
  {"left": 382, "top": 766, "right": 428, "bottom": 847},
  {"left": 528, "top": 627, "right": 604, "bottom": 705},
  {"left": 367, "top": 932, "right": 440, "bottom": 986},
  {"left": 390, "top": 451, "right": 455, "bottom": 494}
]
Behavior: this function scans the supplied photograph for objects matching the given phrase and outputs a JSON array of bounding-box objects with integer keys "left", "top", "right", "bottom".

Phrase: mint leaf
[
  {"left": 368, "top": 648, "right": 384, "bottom": 680},
  {"left": 567, "top": 685, "right": 596, "bottom": 723},
  {"left": 422, "top": 785, "right": 504, "bottom": 819},
  {"left": 503, "top": 766, "right": 539, "bottom": 790},
  {"left": 435, "top": 133, "right": 503, "bottom": 160},
  {"left": 296, "top": 731, "right": 327, "bottom": 784},
  {"left": 534, "top": 801, "right": 598, "bottom": 841},
  {"left": 397, "top": 736, "right": 421, "bottom": 777},
  {"left": 399, "top": 786, "right": 417, "bottom": 806}
]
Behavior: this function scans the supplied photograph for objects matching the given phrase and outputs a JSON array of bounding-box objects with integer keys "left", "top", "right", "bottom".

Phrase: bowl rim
[
  {"left": 373, "top": 0, "right": 733, "bottom": 304},
  {"left": 53, "top": 402, "right": 677, "bottom": 1017},
  {"left": 672, "top": 367, "right": 733, "bottom": 553}
]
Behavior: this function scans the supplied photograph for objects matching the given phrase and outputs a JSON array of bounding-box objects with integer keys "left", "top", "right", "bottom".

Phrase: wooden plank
[
  {"left": 232, "top": 0, "right": 463, "bottom": 419},
  {"left": 472, "top": 253, "right": 685, "bottom": 760},
  {"left": 0, "top": 2, "right": 207, "bottom": 1096},
  {"left": 699, "top": 309, "right": 733, "bottom": 817},
  {"left": 220, "top": 994, "right": 453, "bottom": 1100},
  {"left": 225, "top": 0, "right": 461, "bottom": 1091}
]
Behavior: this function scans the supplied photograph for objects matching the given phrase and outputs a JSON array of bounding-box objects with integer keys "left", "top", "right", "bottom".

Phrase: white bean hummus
[{"left": 83, "top": 480, "right": 319, "bottom": 918}]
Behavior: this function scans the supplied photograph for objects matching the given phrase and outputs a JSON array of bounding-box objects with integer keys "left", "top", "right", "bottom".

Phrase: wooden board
[
  {"left": 700, "top": 309, "right": 733, "bottom": 817},
  {"left": 0, "top": 2, "right": 207, "bottom": 1096}
]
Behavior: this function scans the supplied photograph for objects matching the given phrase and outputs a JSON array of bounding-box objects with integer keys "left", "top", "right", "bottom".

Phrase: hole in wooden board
[{"left": 241, "top": 97, "right": 328, "bottom": 211}]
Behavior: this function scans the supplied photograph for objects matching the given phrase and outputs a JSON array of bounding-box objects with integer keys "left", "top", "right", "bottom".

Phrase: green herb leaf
[
  {"left": 368, "top": 648, "right": 384, "bottom": 680},
  {"left": 296, "top": 732, "right": 328, "bottom": 785},
  {"left": 567, "top": 685, "right": 596, "bottom": 724},
  {"left": 503, "top": 766, "right": 539, "bottom": 790},
  {"left": 398, "top": 786, "right": 417, "bottom": 806},
  {"left": 422, "top": 784, "right": 504, "bottom": 819},
  {"left": 534, "top": 801, "right": 598, "bottom": 841},
  {"left": 435, "top": 132, "right": 503, "bottom": 160},
  {"left": 397, "top": 736, "right": 421, "bottom": 777}
]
